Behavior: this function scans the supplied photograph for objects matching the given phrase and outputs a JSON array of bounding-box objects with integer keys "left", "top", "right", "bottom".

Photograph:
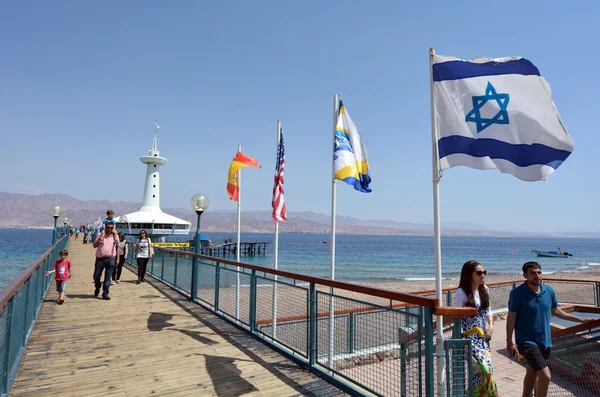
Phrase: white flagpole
[
  {"left": 328, "top": 94, "right": 340, "bottom": 370},
  {"left": 429, "top": 47, "right": 445, "bottom": 395},
  {"left": 272, "top": 120, "right": 282, "bottom": 339},
  {"left": 236, "top": 144, "right": 242, "bottom": 320}
]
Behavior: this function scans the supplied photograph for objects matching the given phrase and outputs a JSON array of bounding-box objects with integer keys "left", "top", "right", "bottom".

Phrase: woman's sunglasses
[{"left": 475, "top": 270, "right": 488, "bottom": 276}]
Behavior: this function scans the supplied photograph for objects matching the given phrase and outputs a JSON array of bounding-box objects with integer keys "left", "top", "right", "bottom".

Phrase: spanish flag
[{"left": 227, "top": 152, "right": 261, "bottom": 201}]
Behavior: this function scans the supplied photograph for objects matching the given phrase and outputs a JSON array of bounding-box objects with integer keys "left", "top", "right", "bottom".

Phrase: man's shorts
[
  {"left": 55, "top": 280, "right": 67, "bottom": 292},
  {"left": 518, "top": 343, "right": 551, "bottom": 372}
]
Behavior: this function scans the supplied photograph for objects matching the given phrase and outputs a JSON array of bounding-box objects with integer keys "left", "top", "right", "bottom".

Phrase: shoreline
[{"left": 357, "top": 267, "right": 600, "bottom": 293}]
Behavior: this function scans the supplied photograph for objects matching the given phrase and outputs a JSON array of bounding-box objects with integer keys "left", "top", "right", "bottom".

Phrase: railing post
[
  {"left": 2, "top": 299, "right": 13, "bottom": 395},
  {"left": 400, "top": 342, "right": 407, "bottom": 397},
  {"left": 173, "top": 254, "right": 179, "bottom": 288},
  {"left": 446, "top": 291, "right": 452, "bottom": 306},
  {"left": 214, "top": 263, "right": 220, "bottom": 311},
  {"left": 595, "top": 282, "right": 600, "bottom": 306},
  {"left": 160, "top": 252, "right": 165, "bottom": 281},
  {"left": 424, "top": 306, "right": 435, "bottom": 397},
  {"left": 309, "top": 283, "right": 317, "bottom": 367},
  {"left": 22, "top": 280, "right": 30, "bottom": 347},
  {"left": 249, "top": 270, "right": 257, "bottom": 332},
  {"left": 150, "top": 255, "right": 155, "bottom": 277},
  {"left": 347, "top": 313, "right": 355, "bottom": 354},
  {"left": 452, "top": 318, "right": 462, "bottom": 339}
]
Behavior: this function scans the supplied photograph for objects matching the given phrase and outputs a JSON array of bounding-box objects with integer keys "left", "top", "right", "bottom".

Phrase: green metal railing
[
  {"left": 0, "top": 236, "right": 68, "bottom": 396},
  {"left": 126, "top": 245, "right": 476, "bottom": 396}
]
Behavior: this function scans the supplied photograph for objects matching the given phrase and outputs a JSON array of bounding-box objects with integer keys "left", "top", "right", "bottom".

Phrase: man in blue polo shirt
[{"left": 506, "top": 261, "right": 591, "bottom": 397}]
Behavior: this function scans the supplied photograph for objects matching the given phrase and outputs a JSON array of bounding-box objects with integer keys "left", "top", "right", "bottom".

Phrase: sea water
[{"left": 2, "top": 229, "right": 600, "bottom": 290}]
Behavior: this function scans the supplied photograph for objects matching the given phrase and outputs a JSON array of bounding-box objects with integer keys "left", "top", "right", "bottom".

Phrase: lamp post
[
  {"left": 48, "top": 205, "right": 65, "bottom": 245},
  {"left": 63, "top": 217, "right": 69, "bottom": 239},
  {"left": 119, "top": 215, "right": 128, "bottom": 235},
  {"left": 190, "top": 194, "right": 209, "bottom": 301}
]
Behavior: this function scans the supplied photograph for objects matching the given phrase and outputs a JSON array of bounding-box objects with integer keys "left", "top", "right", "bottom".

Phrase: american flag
[{"left": 272, "top": 127, "right": 287, "bottom": 222}]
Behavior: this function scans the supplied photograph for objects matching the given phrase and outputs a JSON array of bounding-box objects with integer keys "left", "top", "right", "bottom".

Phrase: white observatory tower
[{"left": 117, "top": 123, "right": 191, "bottom": 237}]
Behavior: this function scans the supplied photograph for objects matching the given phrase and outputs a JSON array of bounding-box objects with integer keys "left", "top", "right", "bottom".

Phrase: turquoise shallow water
[{"left": 2, "top": 229, "right": 600, "bottom": 290}]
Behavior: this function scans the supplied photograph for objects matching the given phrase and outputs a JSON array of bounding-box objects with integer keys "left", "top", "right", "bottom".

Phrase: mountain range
[{"left": 1, "top": 191, "right": 597, "bottom": 237}]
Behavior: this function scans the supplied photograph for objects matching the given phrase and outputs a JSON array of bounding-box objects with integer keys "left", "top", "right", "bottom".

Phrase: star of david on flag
[
  {"left": 432, "top": 54, "right": 574, "bottom": 182},
  {"left": 465, "top": 82, "right": 510, "bottom": 133}
]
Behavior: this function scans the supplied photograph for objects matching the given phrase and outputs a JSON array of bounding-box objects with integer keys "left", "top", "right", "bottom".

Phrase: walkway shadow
[
  {"left": 66, "top": 294, "right": 97, "bottom": 300},
  {"left": 204, "top": 354, "right": 259, "bottom": 396},
  {"left": 124, "top": 263, "right": 343, "bottom": 396},
  {"left": 147, "top": 312, "right": 175, "bottom": 331},
  {"left": 170, "top": 328, "right": 219, "bottom": 346}
]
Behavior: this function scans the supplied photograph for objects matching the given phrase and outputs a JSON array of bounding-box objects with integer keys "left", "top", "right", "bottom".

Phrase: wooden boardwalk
[{"left": 9, "top": 241, "right": 345, "bottom": 396}]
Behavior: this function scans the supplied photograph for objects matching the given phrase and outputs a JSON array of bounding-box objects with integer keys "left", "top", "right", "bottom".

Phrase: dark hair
[
  {"left": 59, "top": 249, "right": 68, "bottom": 256},
  {"left": 139, "top": 230, "right": 147, "bottom": 238},
  {"left": 107, "top": 210, "right": 114, "bottom": 215},
  {"left": 522, "top": 261, "right": 541, "bottom": 274},
  {"left": 458, "top": 260, "right": 490, "bottom": 310},
  {"left": 118, "top": 232, "right": 125, "bottom": 241}
]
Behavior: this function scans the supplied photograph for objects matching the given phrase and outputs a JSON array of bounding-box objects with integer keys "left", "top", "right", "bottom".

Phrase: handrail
[
  {"left": 433, "top": 306, "right": 476, "bottom": 316},
  {"left": 153, "top": 246, "right": 439, "bottom": 308},
  {"left": 544, "top": 277, "right": 600, "bottom": 283},
  {"left": 0, "top": 236, "right": 67, "bottom": 309},
  {"left": 409, "top": 278, "right": 600, "bottom": 297},
  {"left": 552, "top": 318, "right": 600, "bottom": 338}
]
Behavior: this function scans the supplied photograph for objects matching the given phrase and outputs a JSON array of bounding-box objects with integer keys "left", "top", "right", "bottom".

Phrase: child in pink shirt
[{"left": 45, "top": 249, "right": 71, "bottom": 304}]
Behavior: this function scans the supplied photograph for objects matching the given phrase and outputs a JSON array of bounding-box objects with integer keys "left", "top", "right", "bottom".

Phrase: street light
[
  {"left": 119, "top": 215, "right": 128, "bottom": 234},
  {"left": 48, "top": 205, "right": 64, "bottom": 245},
  {"left": 190, "top": 194, "right": 209, "bottom": 301},
  {"left": 63, "top": 217, "right": 69, "bottom": 238}
]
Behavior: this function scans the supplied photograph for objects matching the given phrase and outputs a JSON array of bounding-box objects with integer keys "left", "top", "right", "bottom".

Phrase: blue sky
[{"left": 1, "top": 1, "right": 598, "bottom": 233}]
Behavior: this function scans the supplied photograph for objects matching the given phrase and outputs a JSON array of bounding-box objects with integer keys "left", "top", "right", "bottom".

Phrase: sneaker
[
  {"left": 58, "top": 299, "right": 64, "bottom": 305},
  {"left": 116, "top": 280, "right": 121, "bottom": 284},
  {"left": 110, "top": 281, "right": 116, "bottom": 285},
  {"left": 94, "top": 287, "right": 100, "bottom": 297},
  {"left": 136, "top": 281, "right": 141, "bottom": 285},
  {"left": 102, "top": 296, "right": 111, "bottom": 300}
]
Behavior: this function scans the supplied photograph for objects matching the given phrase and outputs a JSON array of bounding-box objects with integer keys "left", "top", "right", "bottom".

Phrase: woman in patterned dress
[{"left": 455, "top": 260, "right": 499, "bottom": 396}]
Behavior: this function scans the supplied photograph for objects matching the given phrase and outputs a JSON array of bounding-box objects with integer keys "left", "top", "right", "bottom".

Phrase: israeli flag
[{"left": 432, "top": 54, "right": 574, "bottom": 182}]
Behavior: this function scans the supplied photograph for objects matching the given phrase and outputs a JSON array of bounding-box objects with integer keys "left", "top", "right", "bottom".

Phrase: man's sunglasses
[{"left": 475, "top": 270, "right": 487, "bottom": 276}]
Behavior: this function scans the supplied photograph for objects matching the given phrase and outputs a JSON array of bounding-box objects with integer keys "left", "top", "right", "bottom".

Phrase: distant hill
[{"left": 0, "top": 191, "right": 595, "bottom": 237}]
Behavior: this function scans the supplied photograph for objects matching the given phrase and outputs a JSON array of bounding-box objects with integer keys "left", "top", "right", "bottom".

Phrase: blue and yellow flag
[{"left": 333, "top": 100, "right": 372, "bottom": 192}]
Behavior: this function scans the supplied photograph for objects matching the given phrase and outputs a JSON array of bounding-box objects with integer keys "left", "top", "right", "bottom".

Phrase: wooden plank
[{"left": 9, "top": 240, "right": 346, "bottom": 396}]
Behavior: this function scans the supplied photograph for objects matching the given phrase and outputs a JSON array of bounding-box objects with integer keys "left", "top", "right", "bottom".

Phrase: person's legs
[
  {"left": 519, "top": 344, "right": 550, "bottom": 397},
  {"left": 535, "top": 367, "right": 551, "bottom": 397},
  {"left": 102, "top": 257, "right": 115, "bottom": 298},
  {"left": 57, "top": 281, "right": 66, "bottom": 303},
  {"left": 141, "top": 258, "right": 149, "bottom": 281},
  {"left": 93, "top": 258, "right": 103, "bottom": 296},
  {"left": 522, "top": 365, "right": 536, "bottom": 397},
  {"left": 116, "top": 255, "right": 125, "bottom": 280},
  {"left": 136, "top": 257, "right": 144, "bottom": 282}
]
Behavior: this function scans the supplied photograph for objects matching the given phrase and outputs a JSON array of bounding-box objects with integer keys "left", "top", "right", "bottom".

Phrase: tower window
[
  {"left": 153, "top": 195, "right": 155, "bottom": 198},
  {"left": 153, "top": 185, "right": 156, "bottom": 188},
  {"left": 154, "top": 175, "right": 156, "bottom": 178},
  {"left": 154, "top": 165, "right": 156, "bottom": 167}
]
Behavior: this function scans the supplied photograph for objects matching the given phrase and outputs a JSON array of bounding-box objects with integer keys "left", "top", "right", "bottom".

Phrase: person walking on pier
[
  {"left": 45, "top": 249, "right": 71, "bottom": 304},
  {"left": 93, "top": 222, "right": 118, "bottom": 300},
  {"left": 506, "top": 261, "right": 593, "bottom": 397},
  {"left": 455, "top": 260, "right": 498, "bottom": 396},
  {"left": 112, "top": 232, "right": 127, "bottom": 284},
  {"left": 133, "top": 230, "right": 152, "bottom": 284}
]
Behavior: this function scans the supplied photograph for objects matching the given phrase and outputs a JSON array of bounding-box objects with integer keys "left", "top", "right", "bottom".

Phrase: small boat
[{"left": 532, "top": 250, "right": 573, "bottom": 258}]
